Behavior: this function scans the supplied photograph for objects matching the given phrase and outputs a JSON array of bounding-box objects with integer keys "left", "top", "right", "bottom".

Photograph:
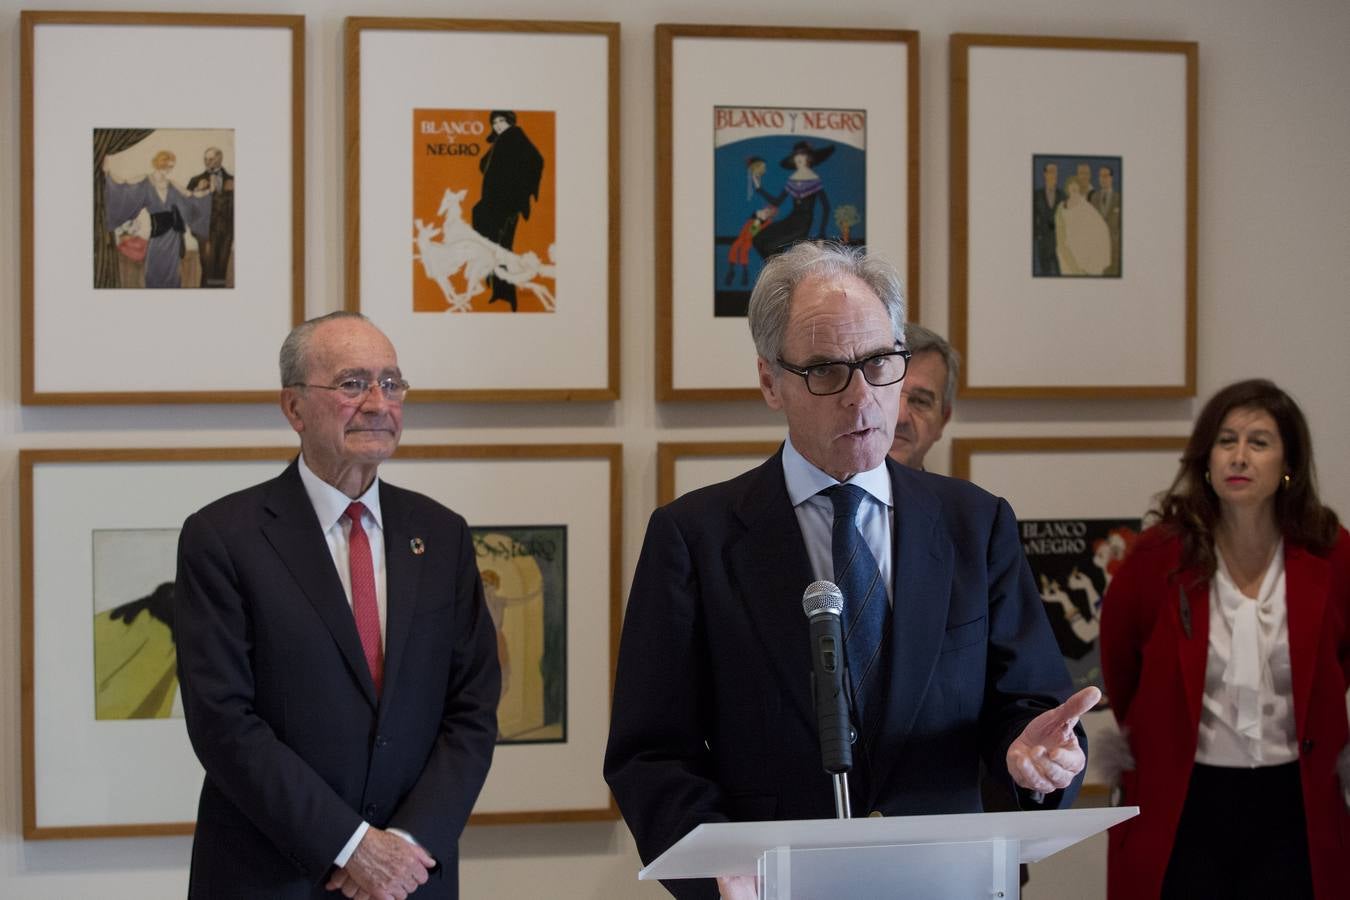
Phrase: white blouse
[{"left": 1195, "top": 543, "right": 1298, "bottom": 767}]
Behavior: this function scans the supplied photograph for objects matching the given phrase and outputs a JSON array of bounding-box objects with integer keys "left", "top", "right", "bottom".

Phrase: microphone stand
[
  {"left": 832, "top": 696, "right": 859, "bottom": 820},
  {"left": 833, "top": 772, "right": 852, "bottom": 819}
]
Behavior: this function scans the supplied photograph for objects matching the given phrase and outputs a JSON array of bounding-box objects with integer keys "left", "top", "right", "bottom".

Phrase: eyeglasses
[
  {"left": 288, "top": 377, "right": 410, "bottom": 403},
  {"left": 776, "top": 349, "right": 910, "bottom": 396}
]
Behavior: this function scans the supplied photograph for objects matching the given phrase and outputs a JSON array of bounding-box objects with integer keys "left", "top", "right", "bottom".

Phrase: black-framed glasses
[
  {"left": 776, "top": 348, "right": 910, "bottom": 396},
  {"left": 288, "top": 377, "right": 410, "bottom": 403}
]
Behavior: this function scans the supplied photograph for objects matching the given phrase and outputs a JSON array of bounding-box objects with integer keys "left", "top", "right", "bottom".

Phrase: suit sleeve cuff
[{"left": 334, "top": 821, "right": 370, "bottom": 867}]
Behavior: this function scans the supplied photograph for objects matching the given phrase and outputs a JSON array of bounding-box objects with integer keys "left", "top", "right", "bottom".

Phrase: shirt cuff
[{"left": 334, "top": 821, "right": 370, "bottom": 868}]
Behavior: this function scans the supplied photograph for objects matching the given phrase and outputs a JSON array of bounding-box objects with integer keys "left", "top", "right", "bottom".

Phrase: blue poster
[{"left": 712, "top": 106, "right": 867, "bottom": 316}]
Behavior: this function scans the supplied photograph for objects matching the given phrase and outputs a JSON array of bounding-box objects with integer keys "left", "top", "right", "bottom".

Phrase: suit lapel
[
  {"left": 260, "top": 462, "right": 379, "bottom": 709},
  {"left": 869, "top": 463, "right": 952, "bottom": 792},
  {"left": 726, "top": 451, "right": 817, "bottom": 727},
  {"left": 379, "top": 484, "right": 422, "bottom": 714},
  {"left": 1284, "top": 543, "right": 1328, "bottom": 733}
]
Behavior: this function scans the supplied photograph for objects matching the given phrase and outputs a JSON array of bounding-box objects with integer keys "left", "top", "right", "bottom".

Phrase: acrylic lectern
[{"left": 638, "top": 806, "right": 1137, "bottom": 899}]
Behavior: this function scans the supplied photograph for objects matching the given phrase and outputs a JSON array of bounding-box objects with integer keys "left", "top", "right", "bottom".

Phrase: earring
[
  {"left": 1203, "top": 470, "right": 1211, "bottom": 485},
  {"left": 1283, "top": 473, "right": 1291, "bottom": 488}
]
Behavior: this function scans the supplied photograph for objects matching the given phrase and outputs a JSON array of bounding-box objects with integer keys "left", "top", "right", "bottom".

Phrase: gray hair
[
  {"left": 903, "top": 324, "right": 961, "bottom": 414},
  {"left": 746, "top": 241, "right": 905, "bottom": 362},
  {"left": 279, "top": 311, "right": 370, "bottom": 387}
]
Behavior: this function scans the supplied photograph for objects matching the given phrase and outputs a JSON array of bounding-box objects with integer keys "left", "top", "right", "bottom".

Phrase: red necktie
[{"left": 345, "top": 502, "right": 383, "bottom": 696}]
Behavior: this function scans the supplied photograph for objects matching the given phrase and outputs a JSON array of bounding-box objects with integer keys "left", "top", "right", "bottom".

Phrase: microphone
[{"left": 802, "top": 580, "right": 852, "bottom": 775}]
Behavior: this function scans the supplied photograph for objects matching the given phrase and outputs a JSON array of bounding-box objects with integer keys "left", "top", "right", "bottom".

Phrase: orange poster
[{"left": 411, "top": 109, "right": 557, "bottom": 313}]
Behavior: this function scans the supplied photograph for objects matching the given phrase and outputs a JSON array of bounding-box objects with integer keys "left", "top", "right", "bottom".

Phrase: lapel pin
[{"left": 410, "top": 537, "right": 425, "bottom": 555}]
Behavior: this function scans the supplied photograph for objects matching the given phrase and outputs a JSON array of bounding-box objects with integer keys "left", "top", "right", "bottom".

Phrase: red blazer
[{"left": 1100, "top": 525, "right": 1350, "bottom": 899}]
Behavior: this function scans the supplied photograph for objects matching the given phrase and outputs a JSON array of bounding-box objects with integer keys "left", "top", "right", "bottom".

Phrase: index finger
[{"left": 1057, "top": 686, "right": 1102, "bottom": 726}]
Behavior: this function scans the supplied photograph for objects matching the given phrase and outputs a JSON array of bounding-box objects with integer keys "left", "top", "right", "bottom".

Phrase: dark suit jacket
[
  {"left": 1032, "top": 186, "right": 1064, "bottom": 275},
  {"left": 1089, "top": 188, "right": 1122, "bottom": 275},
  {"left": 604, "top": 451, "right": 1082, "bottom": 899},
  {"left": 184, "top": 167, "right": 233, "bottom": 284},
  {"left": 1100, "top": 526, "right": 1350, "bottom": 899},
  {"left": 175, "top": 460, "right": 500, "bottom": 899}
]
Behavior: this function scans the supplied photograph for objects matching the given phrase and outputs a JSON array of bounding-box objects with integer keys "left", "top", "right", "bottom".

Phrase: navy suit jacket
[
  {"left": 175, "top": 460, "right": 500, "bottom": 899},
  {"left": 604, "top": 451, "right": 1082, "bottom": 899}
]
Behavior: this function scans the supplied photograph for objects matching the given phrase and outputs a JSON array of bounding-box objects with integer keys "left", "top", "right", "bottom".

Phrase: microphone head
[{"left": 802, "top": 580, "right": 844, "bottom": 619}]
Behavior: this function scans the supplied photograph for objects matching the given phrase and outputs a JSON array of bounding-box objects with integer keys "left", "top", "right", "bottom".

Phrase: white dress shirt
[
  {"left": 296, "top": 455, "right": 414, "bottom": 865},
  {"left": 1195, "top": 543, "right": 1298, "bottom": 767},
  {"left": 297, "top": 454, "right": 388, "bottom": 645},
  {"left": 781, "top": 437, "right": 894, "bottom": 604}
]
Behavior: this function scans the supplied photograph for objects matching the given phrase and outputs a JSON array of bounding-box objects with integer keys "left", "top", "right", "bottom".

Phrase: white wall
[{"left": 2, "top": 0, "right": 1347, "bottom": 897}]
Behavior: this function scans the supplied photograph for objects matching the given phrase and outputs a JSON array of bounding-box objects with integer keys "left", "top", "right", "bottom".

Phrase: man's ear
[
  {"left": 280, "top": 388, "right": 305, "bottom": 434},
  {"left": 758, "top": 357, "right": 782, "bottom": 410}
]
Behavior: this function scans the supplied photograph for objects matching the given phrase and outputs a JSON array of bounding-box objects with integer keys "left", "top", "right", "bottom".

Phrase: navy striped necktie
[{"left": 825, "top": 483, "right": 891, "bottom": 734}]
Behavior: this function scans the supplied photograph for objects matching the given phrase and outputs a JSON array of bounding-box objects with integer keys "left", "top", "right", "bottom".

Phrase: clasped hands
[{"left": 326, "top": 827, "right": 435, "bottom": 900}]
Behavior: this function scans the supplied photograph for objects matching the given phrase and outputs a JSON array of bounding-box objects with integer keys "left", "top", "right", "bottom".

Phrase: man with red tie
[{"left": 175, "top": 312, "right": 500, "bottom": 899}]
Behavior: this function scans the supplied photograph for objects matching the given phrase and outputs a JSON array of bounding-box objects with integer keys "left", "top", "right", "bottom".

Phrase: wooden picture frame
[
  {"left": 382, "top": 444, "right": 623, "bottom": 823},
  {"left": 345, "top": 18, "right": 620, "bottom": 402},
  {"left": 950, "top": 35, "right": 1197, "bottom": 399},
  {"left": 656, "top": 24, "right": 919, "bottom": 401},
  {"left": 657, "top": 440, "right": 780, "bottom": 505},
  {"left": 21, "top": 444, "right": 621, "bottom": 838},
  {"left": 20, "top": 12, "right": 305, "bottom": 404},
  {"left": 21, "top": 447, "right": 295, "bottom": 838},
  {"left": 952, "top": 435, "right": 1187, "bottom": 792}
]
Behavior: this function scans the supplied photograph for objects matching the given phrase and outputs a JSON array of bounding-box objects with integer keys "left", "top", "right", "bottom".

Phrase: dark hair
[
  {"left": 1153, "top": 378, "right": 1339, "bottom": 576},
  {"left": 903, "top": 324, "right": 961, "bottom": 414},
  {"left": 486, "top": 111, "right": 518, "bottom": 145}
]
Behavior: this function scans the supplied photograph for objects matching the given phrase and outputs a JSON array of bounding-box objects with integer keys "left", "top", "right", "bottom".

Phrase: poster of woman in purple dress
[{"left": 95, "top": 128, "right": 233, "bottom": 289}]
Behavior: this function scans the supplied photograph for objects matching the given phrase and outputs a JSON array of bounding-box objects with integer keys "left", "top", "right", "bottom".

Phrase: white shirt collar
[
  {"left": 296, "top": 453, "right": 383, "bottom": 532},
  {"left": 781, "top": 436, "right": 892, "bottom": 509}
]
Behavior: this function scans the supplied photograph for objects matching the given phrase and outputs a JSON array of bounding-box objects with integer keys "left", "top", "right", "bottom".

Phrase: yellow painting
[{"left": 473, "top": 526, "right": 566, "bottom": 743}]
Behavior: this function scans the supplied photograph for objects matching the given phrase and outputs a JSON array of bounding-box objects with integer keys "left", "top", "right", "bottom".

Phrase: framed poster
[
  {"left": 20, "top": 12, "right": 304, "bottom": 404},
  {"left": 346, "top": 18, "right": 620, "bottom": 402},
  {"left": 21, "top": 447, "right": 295, "bottom": 838},
  {"left": 950, "top": 35, "right": 1197, "bottom": 398},
  {"left": 381, "top": 444, "right": 622, "bottom": 822},
  {"left": 656, "top": 25, "right": 919, "bottom": 401},
  {"left": 657, "top": 440, "right": 780, "bottom": 505},
  {"left": 21, "top": 444, "right": 621, "bottom": 838},
  {"left": 952, "top": 435, "right": 1187, "bottom": 791}
]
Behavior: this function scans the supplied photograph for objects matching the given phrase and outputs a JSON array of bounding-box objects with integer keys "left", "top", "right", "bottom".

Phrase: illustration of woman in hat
[{"left": 750, "top": 139, "right": 834, "bottom": 259}]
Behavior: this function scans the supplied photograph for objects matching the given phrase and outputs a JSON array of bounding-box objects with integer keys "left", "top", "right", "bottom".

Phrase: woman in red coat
[{"left": 1101, "top": 379, "right": 1350, "bottom": 899}]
